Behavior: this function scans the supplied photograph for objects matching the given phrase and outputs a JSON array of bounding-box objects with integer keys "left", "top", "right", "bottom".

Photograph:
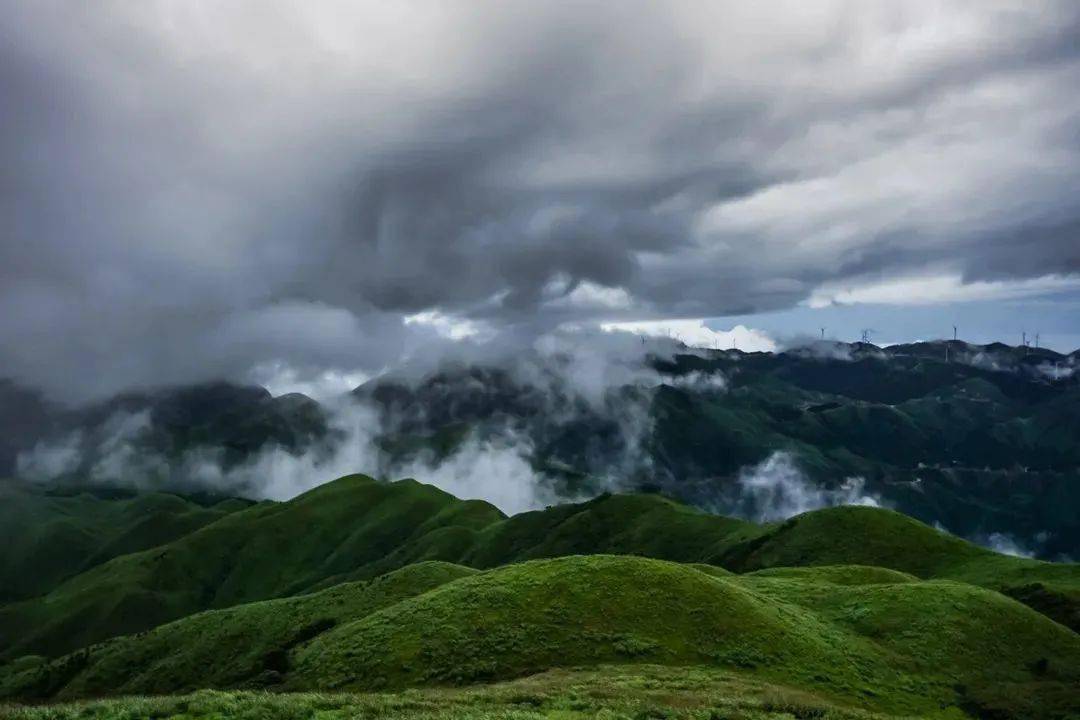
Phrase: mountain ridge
[
  {"left": 7, "top": 338, "right": 1078, "bottom": 560},
  {"left": 2, "top": 474, "right": 1076, "bottom": 666}
]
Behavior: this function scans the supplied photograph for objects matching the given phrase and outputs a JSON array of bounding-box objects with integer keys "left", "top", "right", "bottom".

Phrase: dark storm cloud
[{"left": 2, "top": 1, "right": 1079, "bottom": 401}]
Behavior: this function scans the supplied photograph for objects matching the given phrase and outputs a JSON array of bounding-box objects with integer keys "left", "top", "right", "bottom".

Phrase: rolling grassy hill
[
  {"left": 2, "top": 475, "right": 1077, "bottom": 667},
  {"left": 717, "top": 505, "right": 1080, "bottom": 631},
  {"left": 288, "top": 556, "right": 1080, "bottom": 716},
  {"left": 3, "top": 556, "right": 1078, "bottom": 719},
  {"left": 0, "top": 561, "right": 478, "bottom": 698},
  {"left": 0, "top": 479, "right": 247, "bottom": 602},
  {"left": 0, "top": 476, "right": 502, "bottom": 660}
]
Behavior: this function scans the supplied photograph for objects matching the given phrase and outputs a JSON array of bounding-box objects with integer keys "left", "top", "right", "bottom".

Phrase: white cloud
[
  {"left": 663, "top": 370, "right": 727, "bottom": 392},
  {"left": 248, "top": 361, "right": 370, "bottom": 402},
  {"left": 16, "top": 432, "right": 83, "bottom": 482},
  {"left": 806, "top": 273, "right": 1080, "bottom": 309},
  {"left": 545, "top": 280, "right": 633, "bottom": 310},
  {"left": 404, "top": 310, "right": 487, "bottom": 341},
  {"left": 985, "top": 532, "right": 1035, "bottom": 559},
  {"left": 600, "top": 319, "right": 777, "bottom": 352},
  {"left": 394, "top": 434, "right": 556, "bottom": 515},
  {"left": 734, "top": 451, "right": 881, "bottom": 523}
]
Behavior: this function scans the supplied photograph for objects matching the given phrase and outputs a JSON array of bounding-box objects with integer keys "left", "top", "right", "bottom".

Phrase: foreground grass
[
  {"left": 0, "top": 665, "right": 915, "bottom": 720},
  {"left": 11, "top": 556, "right": 1076, "bottom": 719}
]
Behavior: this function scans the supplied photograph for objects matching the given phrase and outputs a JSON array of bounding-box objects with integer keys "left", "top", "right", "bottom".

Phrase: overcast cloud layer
[{"left": 3, "top": 1, "right": 1079, "bottom": 401}]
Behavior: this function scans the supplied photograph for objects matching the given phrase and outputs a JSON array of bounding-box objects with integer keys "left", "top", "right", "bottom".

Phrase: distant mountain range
[{"left": 2, "top": 340, "right": 1078, "bottom": 559}]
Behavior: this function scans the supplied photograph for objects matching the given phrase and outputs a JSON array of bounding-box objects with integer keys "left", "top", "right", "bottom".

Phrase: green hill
[
  {"left": 0, "top": 561, "right": 476, "bottom": 699},
  {"left": 716, "top": 505, "right": 1080, "bottom": 631},
  {"left": 0, "top": 480, "right": 246, "bottom": 602},
  {"left": 5, "top": 556, "right": 1078, "bottom": 719},
  {"left": 1, "top": 480, "right": 749, "bottom": 660},
  {"left": 463, "top": 492, "right": 757, "bottom": 567},
  {"left": 289, "top": 556, "right": 1079, "bottom": 717},
  {"left": 745, "top": 564, "right": 919, "bottom": 585},
  {"left": 2, "top": 476, "right": 1077, "bottom": 664},
  {"left": 0, "top": 476, "right": 502, "bottom": 660},
  {"left": 291, "top": 556, "right": 845, "bottom": 692}
]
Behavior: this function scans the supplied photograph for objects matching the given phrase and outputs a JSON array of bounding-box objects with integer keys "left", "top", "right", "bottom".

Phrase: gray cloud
[{"left": 2, "top": 1, "right": 1079, "bottom": 401}]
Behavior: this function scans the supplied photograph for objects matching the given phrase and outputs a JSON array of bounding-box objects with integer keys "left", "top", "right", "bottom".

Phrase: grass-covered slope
[
  {"left": 8, "top": 556, "right": 1078, "bottom": 719},
  {"left": 740, "top": 574, "right": 1080, "bottom": 720},
  {"left": 0, "top": 562, "right": 476, "bottom": 699},
  {"left": 467, "top": 499, "right": 1080, "bottom": 633},
  {"left": 290, "top": 556, "right": 849, "bottom": 692},
  {"left": 745, "top": 565, "right": 919, "bottom": 585},
  {"left": 288, "top": 556, "right": 1080, "bottom": 717},
  {"left": 3, "top": 477, "right": 1078, "bottom": 663},
  {"left": 718, "top": 505, "right": 1080, "bottom": 632},
  {"left": 0, "top": 483, "right": 753, "bottom": 661},
  {"left": 464, "top": 492, "right": 758, "bottom": 567},
  {"left": 0, "top": 665, "right": 906, "bottom": 720},
  {"left": 0, "top": 480, "right": 245, "bottom": 602},
  {"left": 0, "top": 476, "right": 503, "bottom": 660}
]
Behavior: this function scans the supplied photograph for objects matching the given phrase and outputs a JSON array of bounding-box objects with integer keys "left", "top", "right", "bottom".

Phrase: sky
[{"left": 2, "top": 1, "right": 1079, "bottom": 402}]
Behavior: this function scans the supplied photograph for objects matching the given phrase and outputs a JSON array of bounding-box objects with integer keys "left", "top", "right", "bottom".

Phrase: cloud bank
[
  {"left": 2, "top": 1, "right": 1079, "bottom": 401},
  {"left": 14, "top": 332, "right": 704, "bottom": 513}
]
